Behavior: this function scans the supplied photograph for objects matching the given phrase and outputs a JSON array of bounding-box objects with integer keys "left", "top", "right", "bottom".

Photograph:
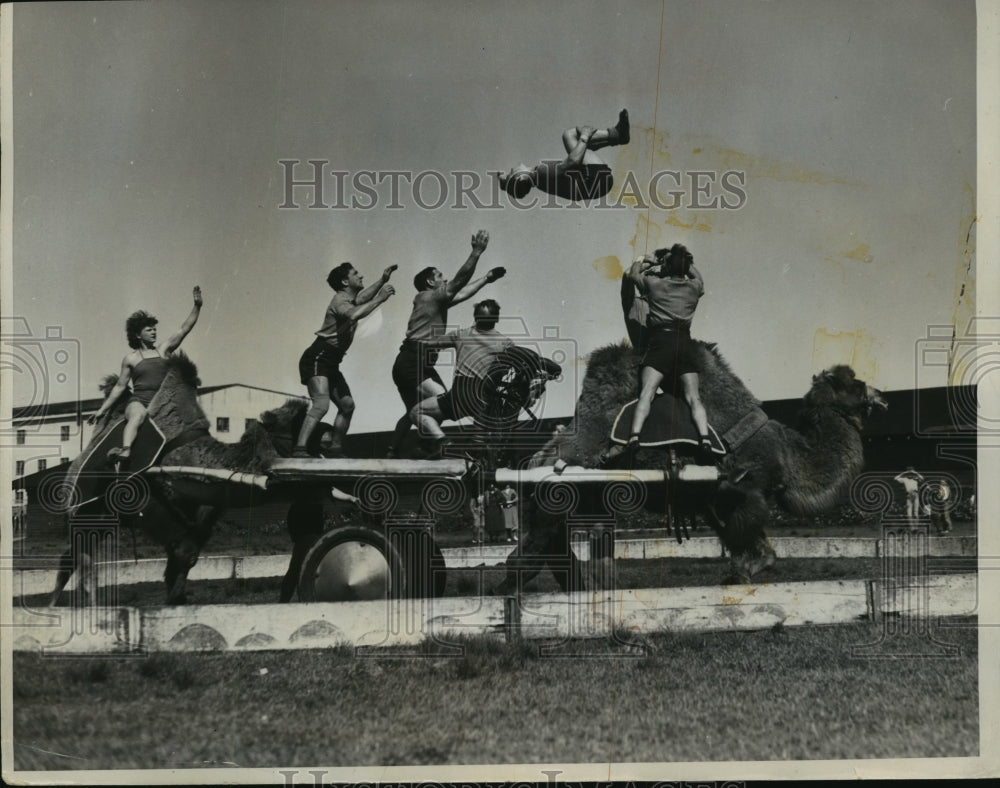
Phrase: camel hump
[{"left": 144, "top": 356, "right": 211, "bottom": 441}]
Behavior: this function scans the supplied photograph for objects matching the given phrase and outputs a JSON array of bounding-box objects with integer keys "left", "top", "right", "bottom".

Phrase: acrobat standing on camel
[{"left": 499, "top": 110, "right": 630, "bottom": 203}]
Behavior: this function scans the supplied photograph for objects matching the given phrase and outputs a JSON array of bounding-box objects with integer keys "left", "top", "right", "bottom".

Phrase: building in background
[{"left": 10, "top": 384, "right": 305, "bottom": 481}]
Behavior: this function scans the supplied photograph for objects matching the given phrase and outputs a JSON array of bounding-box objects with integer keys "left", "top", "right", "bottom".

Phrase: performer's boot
[{"left": 612, "top": 108, "right": 629, "bottom": 145}]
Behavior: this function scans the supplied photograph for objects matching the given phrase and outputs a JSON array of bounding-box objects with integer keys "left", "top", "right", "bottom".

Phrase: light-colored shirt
[
  {"left": 404, "top": 284, "right": 451, "bottom": 341},
  {"left": 429, "top": 326, "right": 514, "bottom": 380},
  {"left": 315, "top": 290, "right": 358, "bottom": 351},
  {"left": 635, "top": 271, "right": 704, "bottom": 329}
]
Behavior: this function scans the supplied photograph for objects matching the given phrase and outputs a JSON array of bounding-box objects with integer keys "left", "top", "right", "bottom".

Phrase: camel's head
[
  {"left": 255, "top": 399, "right": 309, "bottom": 456},
  {"left": 806, "top": 365, "right": 888, "bottom": 425},
  {"left": 255, "top": 398, "right": 344, "bottom": 457}
]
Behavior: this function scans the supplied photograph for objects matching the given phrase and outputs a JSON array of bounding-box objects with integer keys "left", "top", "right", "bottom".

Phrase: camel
[
  {"left": 49, "top": 355, "right": 327, "bottom": 606},
  {"left": 498, "top": 341, "right": 887, "bottom": 590}
]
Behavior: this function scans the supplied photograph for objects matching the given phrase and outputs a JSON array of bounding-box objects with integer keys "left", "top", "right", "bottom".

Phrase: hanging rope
[{"left": 644, "top": 0, "right": 668, "bottom": 256}]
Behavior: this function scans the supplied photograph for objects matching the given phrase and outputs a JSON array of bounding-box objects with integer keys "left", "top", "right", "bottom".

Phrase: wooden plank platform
[
  {"left": 266, "top": 457, "right": 469, "bottom": 483},
  {"left": 6, "top": 574, "right": 977, "bottom": 653}
]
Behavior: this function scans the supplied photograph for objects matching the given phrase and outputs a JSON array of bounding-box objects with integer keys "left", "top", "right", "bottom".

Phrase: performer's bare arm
[
  {"left": 452, "top": 267, "right": 507, "bottom": 304},
  {"left": 88, "top": 357, "right": 135, "bottom": 424},
  {"left": 444, "top": 230, "right": 490, "bottom": 300},
  {"left": 627, "top": 255, "right": 655, "bottom": 290},
  {"left": 688, "top": 264, "right": 704, "bottom": 288},
  {"left": 419, "top": 330, "right": 458, "bottom": 350},
  {"left": 356, "top": 265, "right": 398, "bottom": 305},
  {"left": 345, "top": 284, "right": 395, "bottom": 322},
  {"left": 163, "top": 286, "right": 203, "bottom": 355}
]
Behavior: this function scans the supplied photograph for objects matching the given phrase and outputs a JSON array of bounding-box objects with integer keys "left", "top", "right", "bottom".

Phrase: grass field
[
  {"left": 10, "top": 503, "right": 980, "bottom": 773},
  {"left": 11, "top": 619, "right": 978, "bottom": 770}
]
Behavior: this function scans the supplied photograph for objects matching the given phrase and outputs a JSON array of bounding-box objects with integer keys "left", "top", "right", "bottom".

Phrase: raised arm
[
  {"left": 627, "top": 255, "right": 655, "bottom": 291},
  {"left": 344, "top": 284, "right": 395, "bottom": 322},
  {"left": 444, "top": 230, "right": 490, "bottom": 300},
  {"left": 163, "top": 286, "right": 203, "bottom": 355},
  {"left": 356, "top": 265, "right": 398, "bottom": 305},
  {"left": 452, "top": 267, "right": 507, "bottom": 305},
  {"left": 688, "top": 264, "right": 704, "bottom": 290},
  {"left": 88, "top": 357, "right": 134, "bottom": 424}
]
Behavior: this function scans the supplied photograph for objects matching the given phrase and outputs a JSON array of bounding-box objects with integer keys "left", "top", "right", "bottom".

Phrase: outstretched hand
[
  {"left": 471, "top": 229, "right": 489, "bottom": 254},
  {"left": 380, "top": 284, "right": 396, "bottom": 300},
  {"left": 486, "top": 266, "right": 506, "bottom": 282},
  {"left": 382, "top": 264, "right": 398, "bottom": 281},
  {"left": 193, "top": 286, "right": 203, "bottom": 307}
]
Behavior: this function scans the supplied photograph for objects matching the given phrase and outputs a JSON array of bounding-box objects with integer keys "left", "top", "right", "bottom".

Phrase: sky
[{"left": 3, "top": 0, "right": 985, "bottom": 435}]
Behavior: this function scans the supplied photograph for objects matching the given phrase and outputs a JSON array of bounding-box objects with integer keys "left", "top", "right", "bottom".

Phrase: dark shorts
[
  {"left": 392, "top": 342, "right": 445, "bottom": 410},
  {"left": 567, "top": 163, "right": 613, "bottom": 200},
  {"left": 298, "top": 338, "right": 351, "bottom": 397},
  {"left": 130, "top": 389, "right": 157, "bottom": 407},
  {"left": 640, "top": 326, "right": 699, "bottom": 380},
  {"left": 437, "top": 375, "right": 486, "bottom": 422}
]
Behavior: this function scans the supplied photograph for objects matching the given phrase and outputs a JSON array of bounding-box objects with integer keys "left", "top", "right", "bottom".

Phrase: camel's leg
[
  {"left": 77, "top": 552, "right": 95, "bottom": 606},
  {"left": 282, "top": 499, "right": 324, "bottom": 602},
  {"left": 164, "top": 545, "right": 191, "bottom": 605},
  {"left": 48, "top": 546, "right": 97, "bottom": 607},
  {"left": 583, "top": 525, "right": 616, "bottom": 592},
  {"left": 161, "top": 505, "right": 218, "bottom": 605},
  {"left": 496, "top": 510, "right": 588, "bottom": 594},
  {"left": 48, "top": 548, "right": 77, "bottom": 607}
]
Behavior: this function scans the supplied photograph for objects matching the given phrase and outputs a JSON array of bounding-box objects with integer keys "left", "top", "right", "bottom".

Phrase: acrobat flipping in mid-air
[{"left": 499, "top": 109, "right": 630, "bottom": 203}]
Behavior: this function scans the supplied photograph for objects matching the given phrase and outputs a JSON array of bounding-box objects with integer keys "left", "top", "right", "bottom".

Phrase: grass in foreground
[{"left": 11, "top": 619, "right": 977, "bottom": 770}]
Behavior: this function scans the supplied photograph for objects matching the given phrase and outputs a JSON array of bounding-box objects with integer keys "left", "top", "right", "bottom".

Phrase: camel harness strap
[{"left": 722, "top": 407, "right": 769, "bottom": 451}]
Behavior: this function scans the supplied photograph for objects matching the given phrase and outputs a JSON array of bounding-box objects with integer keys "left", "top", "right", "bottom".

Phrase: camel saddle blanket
[
  {"left": 610, "top": 393, "right": 726, "bottom": 456},
  {"left": 66, "top": 416, "right": 167, "bottom": 507}
]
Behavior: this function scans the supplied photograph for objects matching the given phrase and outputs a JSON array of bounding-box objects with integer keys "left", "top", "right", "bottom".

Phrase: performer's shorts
[
  {"left": 437, "top": 375, "right": 486, "bottom": 422},
  {"left": 568, "top": 163, "right": 613, "bottom": 200},
  {"left": 129, "top": 388, "right": 158, "bottom": 407},
  {"left": 298, "top": 338, "right": 351, "bottom": 397},
  {"left": 640, "top": 326, "right": 699, "bottom": 380},
  {"left": 392, "top": 342, "right": 445, "bottom": 409}
]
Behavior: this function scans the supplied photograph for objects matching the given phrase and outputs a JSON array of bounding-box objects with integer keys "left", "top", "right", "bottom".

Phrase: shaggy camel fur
[
  {"left": 499, "top": 341, "right": 886, "bottom": 589},
  {"left": 50, "top": 355, "right": 316, "bottom": 605}
]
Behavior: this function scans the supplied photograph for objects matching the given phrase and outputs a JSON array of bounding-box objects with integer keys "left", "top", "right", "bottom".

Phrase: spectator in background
[
  {"left": 894, "top": 466, "right": 924, "bottom": 527},
  {"left": 500, "top": 483, "right": 519, "bottom": 543},
  {"left": 925, "top": 478, "right": 954, "bottom": 535},
  {"left": 469, "top": 492, "right": 486, "bottom": 544}
]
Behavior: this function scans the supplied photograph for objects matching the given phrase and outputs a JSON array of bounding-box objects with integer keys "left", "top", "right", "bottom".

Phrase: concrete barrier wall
[{"left": 6, "top": 574, "right": 977, "bottom": 654}]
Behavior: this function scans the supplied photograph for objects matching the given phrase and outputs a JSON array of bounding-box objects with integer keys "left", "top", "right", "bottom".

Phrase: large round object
[{"left": 297, "top": 527, "right": 402, "bottom": 602}]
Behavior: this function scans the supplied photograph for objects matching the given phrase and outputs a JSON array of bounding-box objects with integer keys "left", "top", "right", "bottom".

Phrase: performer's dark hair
[
  {"left": 414, "top": 266, "right": 437, "bottom": 291},
  {"left": 656, "top": 244, "right": 694, "bottom": 277},
  {"left": 504, "top": 174, "right": 532, "bottom": 200},
  {"left": 125, "top": 310, "right": 158, "bottom": 349},
  {"left": 473, "top": 298, "right": 501, "bottom": 325},
  {"left": 327, "top": 262, "right": 354, "bottom": 291}
]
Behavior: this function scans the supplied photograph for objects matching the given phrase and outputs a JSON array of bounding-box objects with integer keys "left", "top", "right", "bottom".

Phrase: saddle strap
[{"left": 722, "top": 407, "right": 769, "bottom": 451}]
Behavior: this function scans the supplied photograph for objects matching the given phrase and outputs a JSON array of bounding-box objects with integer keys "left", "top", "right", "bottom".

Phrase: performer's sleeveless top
[{"left": 131, "top": 353, "right": 169, "bottom": 406}]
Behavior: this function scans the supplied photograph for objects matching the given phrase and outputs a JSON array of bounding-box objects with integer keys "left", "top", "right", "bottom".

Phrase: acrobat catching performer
[{"left": 498, "top": 109, "right": 630, "bottom": 203}]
